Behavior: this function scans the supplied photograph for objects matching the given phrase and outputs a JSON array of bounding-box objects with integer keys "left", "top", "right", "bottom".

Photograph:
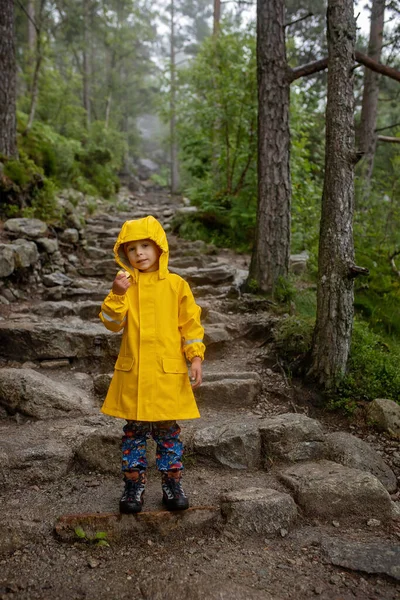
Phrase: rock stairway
[{"left": 0, "top": 188, "right": 399, "bottom": 599}]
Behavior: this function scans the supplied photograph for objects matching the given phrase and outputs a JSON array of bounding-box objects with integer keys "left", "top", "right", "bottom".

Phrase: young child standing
[{"left": 99, "top": 215, "right": 205, "bottom": 514}]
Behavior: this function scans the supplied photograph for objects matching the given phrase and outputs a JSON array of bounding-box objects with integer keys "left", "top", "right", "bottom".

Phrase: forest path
[{"left": 0, "top": 188, "right": 399, "bottom": 600}]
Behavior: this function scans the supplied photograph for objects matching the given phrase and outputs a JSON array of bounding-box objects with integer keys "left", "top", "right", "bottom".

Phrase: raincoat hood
[{"left": 113, "top": 216, "right": 169, "bottom": 282}]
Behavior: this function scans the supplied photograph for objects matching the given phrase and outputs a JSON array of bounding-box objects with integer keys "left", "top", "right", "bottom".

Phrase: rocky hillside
[{"left": 0, "top": 188, "right": 399, "bottom": 600}]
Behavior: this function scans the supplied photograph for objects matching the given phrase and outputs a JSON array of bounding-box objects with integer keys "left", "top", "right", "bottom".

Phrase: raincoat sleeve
[
  {"left": 99, "top": 291, "right": 129, "bottom": 332},
  {"left": 178, "top": 280, "right": 205, "bottom": 362}
]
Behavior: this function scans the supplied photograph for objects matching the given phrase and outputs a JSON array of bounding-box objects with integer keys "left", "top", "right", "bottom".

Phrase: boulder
[
  {"left": 0, "top": 244, "right": 15, "bottom": 278},
  {"left": 324, "top": 431, "right": 397, "bottom": 493},
  {"left": 10, "top": 239, "right": 39, "bottom": 268},
  {"left": 0, "top": 420, "right": 97, "bottom": 486},
  {"left": 60, "top": 228, "right": 79, "bottom": 244},
  {"left": 84, "top": 246, "right": 108, "bottom": 259},
  {"left": 289, "top": 252, "right": 309, "bottom": 275},
  {"left": 42, "top": 272, "right": 73, "bottom": 287},
  {"left": 93, "top": 373, "right": 112, "bottom": 398},
  {"left": 36, "top": 237, "right": 59, "bottom": 254},
  {"left": 74, "top": 428, "right": 121, "bottom": 474},
  {"left": 260, "top": 413, "right": 325, "bottom": 464},
  {"left": 221, "top": 487, "right": 297, "bottom": 535},
  {"left": 367, "top": 398, "right": 400, "bottom": 438},
  {"left": 195, "top": 372, "right": 261, "bottom": 408},
  {"left": 4, "top": 217, "right": 48, "bottom": 239},
  {"left": 279, "top": 460, "right": 393, "bottom": 522},
  {"left": 321, "top": 537, "right": 400, "bottom": 581},
  {"left": 193, "top": 418, "right": 261, "bottom": 469},
  {"left": 0, "top": 319, "right": 120, "bottom": 370},
  {"left": 204, "top": 324, "right": 232, "bottom": 347},
  {"left": 188, "top": 265, "right": 235, "bottom": 286},
  {"left": 0, "top": 368, "right": 93, "bottom": 419}
]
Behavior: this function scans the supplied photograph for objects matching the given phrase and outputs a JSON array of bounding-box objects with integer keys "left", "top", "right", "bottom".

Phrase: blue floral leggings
[{"left": 122, "top": 420, "right": 184, "bottom": 473}]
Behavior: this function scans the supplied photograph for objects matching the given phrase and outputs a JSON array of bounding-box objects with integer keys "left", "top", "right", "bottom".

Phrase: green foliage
[
  {"left": 73, "top": 527, "right": 110, "bottom": 547},
  {"left": 173, "top": 25, "right": 325, "bottom": 253},
  {"left": 274, "top": 314, "right": 315, "bottom": 359},
  {"left": 13, "top": 114, "right": 127, "bottom": 202},
  {"left": 274, "top": 276, "right": 296, "bottom": 304},
  {"left": 339, "top": 320, "right": 400, "bottom": 404},
  {"left": 273, "top": 288, "right": 400, "bottom": 409},
  {"left": 0, "top": 151, "right": 57, "bottom": 220}
]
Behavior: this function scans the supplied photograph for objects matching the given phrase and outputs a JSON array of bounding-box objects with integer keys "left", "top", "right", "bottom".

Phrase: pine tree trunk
[
  {"left": 308, "top": 0, "right": 357, "bottom": 390},
  {"left": 170, "top": 0, "right": 180, "bottom": 194},
  {"left": 358, "top": 0, "right": 385, "bottom": 189},
  {"left": 248, "top": 0, "right": 291, "bottom": 294},
  {"left": 83, "top": 0, "right": 91, "bottom": 129},
  {"left": 27, "top": 0, "right": 36, "bottom": 57},
  {"left": 213, "top": 0, "right": 221, "bottom": 36},
  {"left": 0, "top": 0, "right": 18, "bottom": 158}
]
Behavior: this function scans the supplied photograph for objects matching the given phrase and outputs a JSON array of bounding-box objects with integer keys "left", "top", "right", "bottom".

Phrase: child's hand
[
  {"left": 112, "top": 271, "right": 131, "bottom": 295},
  {"left": 190, "top": 357, "right": 202, "bottom": 389}
]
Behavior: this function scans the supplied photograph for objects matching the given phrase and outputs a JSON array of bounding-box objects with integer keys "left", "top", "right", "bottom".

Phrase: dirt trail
[{"left": 0, "top": 189, "right": 399, "bottom": 600}]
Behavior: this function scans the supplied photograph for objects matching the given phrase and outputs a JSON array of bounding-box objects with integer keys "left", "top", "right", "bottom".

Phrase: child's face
[{"left": 124, "top": 239, "right": 160, "bottom": 272}]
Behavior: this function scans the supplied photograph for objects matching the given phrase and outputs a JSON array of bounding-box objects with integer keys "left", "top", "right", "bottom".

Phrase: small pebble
[
  {"left": 87, "top": 558, "right": 99, "bottom": 569},
  {"left": 367, "top": 518, "right": 381, "bottom": 527},
  {"left": 332, "top": 521, "right": 340, "bottom": 528}
]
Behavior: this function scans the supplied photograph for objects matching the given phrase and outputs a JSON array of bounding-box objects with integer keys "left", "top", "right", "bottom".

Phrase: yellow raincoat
[{"left": 99, "top": 216, "right": 205, "bottom": 421}]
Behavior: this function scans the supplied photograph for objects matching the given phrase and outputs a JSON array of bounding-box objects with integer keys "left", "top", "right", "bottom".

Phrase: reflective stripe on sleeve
[
  {"left": 184, "top": 339, "right": 203, "bottom": 345},
  {"left": 101, "top": 311, "right": 126, "bottom": 325}
]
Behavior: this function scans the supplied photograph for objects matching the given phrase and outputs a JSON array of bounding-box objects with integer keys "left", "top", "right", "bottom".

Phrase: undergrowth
[{"left": 274, "top": 285, "right": 400, "bottom": 411}]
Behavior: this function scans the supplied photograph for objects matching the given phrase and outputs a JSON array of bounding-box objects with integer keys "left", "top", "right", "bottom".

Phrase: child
[{"left": 99, "top": 215, "right": 205, "bottom": 514}]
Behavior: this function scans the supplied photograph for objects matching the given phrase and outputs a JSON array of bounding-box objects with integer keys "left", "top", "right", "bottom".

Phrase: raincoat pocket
[
  {"left": 114, "top": 356, "right": 135, "bottom": 371},
  {"left": 162, "top": 358, "right": 187, "bottom": 374}
]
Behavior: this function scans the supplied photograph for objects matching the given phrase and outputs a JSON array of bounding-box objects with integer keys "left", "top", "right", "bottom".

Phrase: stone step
[
  {"left": 0, "top": 367, "right": 95, "bottom": 420},
  {"left": 0, "top": 418, "right": 99, "bottom": 487},
  {"left": 0, "top": 318, "right": 119, "bottom": 370},
  {"left": 170, "top": 265, "right": 235, "bottom": 286},
  {"left": 54, "top": 507, "right": 220, "bottom": 542},
  {"left": 279, "top": 460, "right": 395, "bottom": 523},
  {"left": 30, "top": 300, "right": 101, "bottom": 320},
  {"left": 195, "top": 372, "right": 261, "bottom": 408}
]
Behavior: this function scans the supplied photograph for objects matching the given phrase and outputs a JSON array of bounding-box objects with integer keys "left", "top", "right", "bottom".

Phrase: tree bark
[
  {"left": 308, "top": 0, "right": 357, "bottom": 390},
  {"left": 0, "top": 0, "right": 18, "bottom": 158},
  {"left": 170, "top": 0, "right": 180, "bottom": 194},
  {"left": 249, "top": 0, "right": 291, "bottom": 294},
  {"left": 213, "top": 0, "right": 221, "bottom": 36},
  {"left": 83, "top": 0, "right": 91, "bottom": 129},
  {"left": 358, "top": 0, "right": 385, "bottom": 188},
  {"left": 27, "top": 0, "right": 36, "bottom": 57}
]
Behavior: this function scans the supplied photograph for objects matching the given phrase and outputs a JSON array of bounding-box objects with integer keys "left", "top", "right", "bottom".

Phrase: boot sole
[{"left": 162, "top": 497, "right": 189, "bottom": 511}]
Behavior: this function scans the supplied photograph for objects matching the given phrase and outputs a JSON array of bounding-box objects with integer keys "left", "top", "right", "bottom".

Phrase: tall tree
[
  {"left": 27, "top": 0, "right": 37, "bottom": 56},
  {"left": 213, "top": 0, "right": 221, "bottom": 36},
  {"left": 358, "top": 0, "right": 386, "bottom": 188},
  {"left": 170, "top": 0, "right": 180, "bottom": 193},
  {"left": 0, "top": 0, "right": 18, "bottom": 158},
  {"left": 248, "top": 0, "right": 291, "bottom": 294},
  {"left": 308, "top": 0, "right": 357, "bottom": 389},
  {"left": 83, "top": 0, "right": 92, "bottom": 129},
  {"left": 25, "top": 0, "right": 46, "bottom": 134}
]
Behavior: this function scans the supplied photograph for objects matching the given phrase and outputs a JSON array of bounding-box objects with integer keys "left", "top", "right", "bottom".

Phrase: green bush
[
  {"left": 1, "top": 151, "right": 57, "bottom": 219},
  {"left": 14, "top": 114, "right": 127, "bottom": 202},
  {"left": 339, "top": 320, "right": 400, "bottom": 403}
]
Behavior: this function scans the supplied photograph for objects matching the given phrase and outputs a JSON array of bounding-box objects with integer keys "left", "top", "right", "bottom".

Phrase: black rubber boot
[
  {"left": 119, "top": 470, "right": 146, "bottom": 514},
  {"left": 161, "top": 470, "right": 189, "bottom": 511}
]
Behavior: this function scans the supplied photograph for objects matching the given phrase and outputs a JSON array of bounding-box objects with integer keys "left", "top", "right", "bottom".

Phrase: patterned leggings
[{"left": 122, "top": 420, "right": 184, "bottom": 473}]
